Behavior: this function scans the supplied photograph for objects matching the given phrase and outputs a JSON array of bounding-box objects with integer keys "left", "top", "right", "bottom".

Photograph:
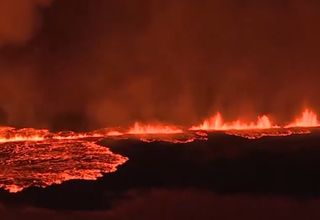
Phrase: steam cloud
[{"left": 0, "top": 0, "right": 320, "bottom": 130}]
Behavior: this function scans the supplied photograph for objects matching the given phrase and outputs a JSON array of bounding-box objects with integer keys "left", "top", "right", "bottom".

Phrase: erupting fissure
[
  {"left": 0, "top": 109, "right": 319, "bottom": 143},
  {"left": 0, "top": 109, "right": 319, "bottom": 193},
  {"left": 285, "top": 109, "right": 320, "bottom": 128},
  {"left": 190, "top": 113, "right": 276, "bottom": 131},
  {"left": 191, "top": 109, "right": 320, "bottom": 131}
]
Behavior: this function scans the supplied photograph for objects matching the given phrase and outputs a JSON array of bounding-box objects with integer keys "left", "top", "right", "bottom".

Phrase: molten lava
[
  {"left": 0, "top": 127, "right": 47, "bottom": 143},
  {"left": 190, "top": 113, "right": 277, "bottom": 131},
  {"left": 0, "top": 139, "right": 127, "bottom": 193},
  {"left": 191, "top": 109, "right": 320, "bottom": 132},
  {"left": 188, "top": 109, "right": 320, "bottom": 139},
  {"left": 127, "top": 122, "right": 183, "bottom": 135}
]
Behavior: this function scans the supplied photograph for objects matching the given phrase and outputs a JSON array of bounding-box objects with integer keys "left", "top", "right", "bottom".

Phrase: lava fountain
[
  {"left": 189, "top": 109, "right": 319, "bottom": 139},
  {"left": 127, "top": 122, "right": 183, "bottom": 135},
  {"left": 190, "top": 113, "right": 277, "bottom": 131},
  {"left": 285, "top": 109, "right": 320, "bottom": 128}
]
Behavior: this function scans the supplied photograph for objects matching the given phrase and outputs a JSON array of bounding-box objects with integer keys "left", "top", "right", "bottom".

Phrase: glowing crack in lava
[{"left": 0, "top": 128, "right": 128, "bottom": 193}]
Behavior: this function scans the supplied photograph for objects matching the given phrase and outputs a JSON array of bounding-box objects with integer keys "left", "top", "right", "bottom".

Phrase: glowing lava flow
[
  {"left": 190, "top": 113, "right": 277, "bottom": 131},
  {"left": 0, "top": 127, "right": 128, "bottom": 193},
  {"left": 0, "top": 125, "right": 194, "bottom": 193},
  {"left": 0, "top": 139, "right": 127, "bottom": 193},
  {"left": 285, "top": 109, "right": 320, "bottom": 128}
]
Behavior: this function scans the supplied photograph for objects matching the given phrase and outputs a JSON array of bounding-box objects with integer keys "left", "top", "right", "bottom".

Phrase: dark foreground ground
[{"left": 1, "top": 132, "right": 320, "bottom": 219}]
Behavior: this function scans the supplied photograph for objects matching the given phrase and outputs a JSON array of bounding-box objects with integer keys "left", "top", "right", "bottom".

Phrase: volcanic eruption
[{"left": 2, "top": 1, "right": 320, "bottom": 219}]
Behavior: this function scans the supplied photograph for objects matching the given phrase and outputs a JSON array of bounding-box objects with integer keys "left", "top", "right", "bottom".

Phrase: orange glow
[
  {"left": 285, "top": 109, "right": 320, "bottom": 128},
  {"left": 127, "top": 122, "right": 183, "bottom": 135},
  {"left": 190, "top": 113, "right": 277, "bottom": 131},
  {"left": 106, "top": 131, "right": 124, "bottom": 136}
]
